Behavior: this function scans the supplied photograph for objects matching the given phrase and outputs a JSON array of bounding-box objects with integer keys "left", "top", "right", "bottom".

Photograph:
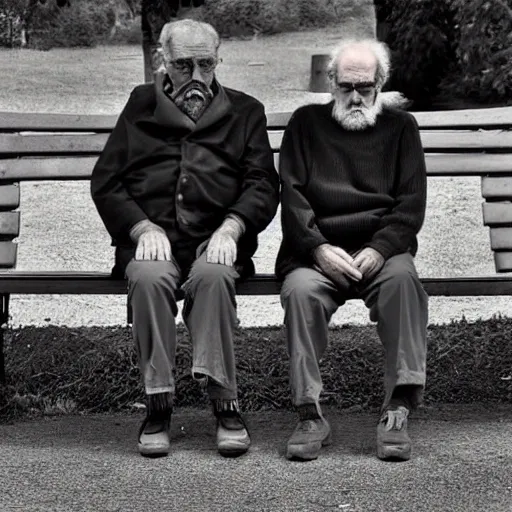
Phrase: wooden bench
[{"left": 0, "top": 107, "right": 511, "bottom": 383}]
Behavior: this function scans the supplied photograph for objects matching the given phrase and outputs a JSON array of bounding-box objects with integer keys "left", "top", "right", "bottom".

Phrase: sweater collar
[{"left": 153, "top": 72, "right": 233, "bottom": 132}]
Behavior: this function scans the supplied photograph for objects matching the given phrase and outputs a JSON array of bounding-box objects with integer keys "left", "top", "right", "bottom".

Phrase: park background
[{"left": 0, "top": 0, "right": 511, "bottom": 418}]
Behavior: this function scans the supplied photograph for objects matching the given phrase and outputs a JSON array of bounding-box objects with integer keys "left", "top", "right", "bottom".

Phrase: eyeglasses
[
  {"left": 169, "top": 57, "right": 220, "bottom": 74},
  {"left": 336, "top": 81, "right": 376, "bottom": 97}
]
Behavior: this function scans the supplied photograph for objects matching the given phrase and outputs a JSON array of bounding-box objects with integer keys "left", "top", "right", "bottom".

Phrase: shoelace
[{"left": 381, "top": 407, "right": 408, "bottom": 432}]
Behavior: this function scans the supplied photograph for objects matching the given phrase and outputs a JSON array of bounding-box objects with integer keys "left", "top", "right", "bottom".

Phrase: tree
[{"left": 141, "top": 0, "right": 206, "bottom": 82}]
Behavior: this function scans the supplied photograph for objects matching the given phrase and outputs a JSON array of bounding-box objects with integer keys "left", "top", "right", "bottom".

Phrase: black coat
[{"left": 91, "top": 74, "right": 279, "bottom": 277}]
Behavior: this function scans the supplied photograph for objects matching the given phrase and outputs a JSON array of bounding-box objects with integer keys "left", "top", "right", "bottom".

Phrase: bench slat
[
  {"left": 482, "top": 177, "right": 512, "bottom": 199},
  {"left": 0, "top": 272, "right": 511, "bottom": 295},
  {"left": 489, "top": 227, "right": 512, "bottom": 250},
  {"left": 0, "top": 212, "right": 20, "bottom": 238},
  {"left": 275, "top": 153, "right": 512, "bottom": 177},
  {"left": 268, "top": 130, "right": 512, "bottom": 153},
  {"left": 0, "top": 156, "right": 97, "bottom": 181},
  {"left": 1, "top": 153, "right": 511, "bottom": 183},
  {"left": 482, "top": 202, "right": 512, "bottom": 226},
  {"left": 0, "top": 134, "right": 109, "bottom": 155},
  {"left": 494, "top": 252, "right": 512, "bottom": 273},
  {"left": 0, "top": 112, "right": 119, "bottom": 132},
  {"left": 0, "top": 242, "right": 17, "bottom": 268},
  {"left": 1, "top": 130, "right": 512, "bottom": 157},
  {"left": 2, "top": 107, "right": 512, "bottom": 131},
  {"left": 0, "top": 184, "right": 20, "bottom": 210}
]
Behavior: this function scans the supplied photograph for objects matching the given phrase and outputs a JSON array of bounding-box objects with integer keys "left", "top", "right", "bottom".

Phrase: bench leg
[
  {"left": 126, "top": 298, "right": 133, "bottom": 325},
  {"left": 0, "top": 293, "right": 10, "bottom": 384}
]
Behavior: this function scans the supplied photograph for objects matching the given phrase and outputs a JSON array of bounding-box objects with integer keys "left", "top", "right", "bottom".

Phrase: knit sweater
[{"left": 275, "top": 101, "right": 427, "bottom": 278}]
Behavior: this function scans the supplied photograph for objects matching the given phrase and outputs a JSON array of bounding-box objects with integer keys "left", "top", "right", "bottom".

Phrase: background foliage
[
  {"left": 376, "top": 0, "right": 512, "bottom": 107},
  {"left": 0, "top": 1, "right": 510, "bottom": 103}
]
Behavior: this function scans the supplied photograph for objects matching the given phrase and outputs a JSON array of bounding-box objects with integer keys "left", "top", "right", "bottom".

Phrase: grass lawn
[{"left": 2, "top": 316, "right": 512, "bottom": 421}]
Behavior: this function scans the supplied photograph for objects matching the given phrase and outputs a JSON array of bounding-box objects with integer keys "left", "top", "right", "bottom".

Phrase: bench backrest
[{"left": 0, "top": 107, "right": 511, "bottom": 271}]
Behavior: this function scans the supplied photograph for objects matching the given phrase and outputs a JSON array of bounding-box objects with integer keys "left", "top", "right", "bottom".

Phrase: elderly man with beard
[
  {"left": 276, "top": 39, "right": 428, "bottom": 462},
  {"left": 91, "top": 19, "right": 279, "bottom": 458}
]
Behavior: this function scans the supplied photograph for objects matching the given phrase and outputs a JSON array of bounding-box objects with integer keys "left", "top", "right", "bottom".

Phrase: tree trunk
[{"left": 141, "top": 0, "right": 179, "bottom": 82}]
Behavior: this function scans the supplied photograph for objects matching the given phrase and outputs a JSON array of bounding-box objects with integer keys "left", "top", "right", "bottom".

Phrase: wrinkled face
[
  {"left": 331, "top": 46, "right": 382, "bottom": 130},
  {"left": 163, "top": 28, "right": 218, "bottom": 121}
]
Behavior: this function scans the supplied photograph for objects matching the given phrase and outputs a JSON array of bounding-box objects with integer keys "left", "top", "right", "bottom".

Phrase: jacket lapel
[
  {"left": 194, "top": 81, "right": 234, "bottom": 131},
  {"left": 153, "top": 72, "right": 196, "bottom": 132},
  {"left": 152, "top": 73, "right": 234, "bottom": 133}
]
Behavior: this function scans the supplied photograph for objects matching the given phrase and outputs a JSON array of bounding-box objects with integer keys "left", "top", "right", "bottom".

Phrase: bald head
[
  {"left": 159, "top": 19, "right": 220, "bottom": 63},
  {"left": 336, "top": 43, "right": 378, "bottom": 84}
]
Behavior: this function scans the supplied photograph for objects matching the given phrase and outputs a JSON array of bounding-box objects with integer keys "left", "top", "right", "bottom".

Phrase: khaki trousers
[
  {"left": 126, "top": 250, "right": 239, "bottom": 400},
  {"left": 280, "top": 253, "right": 428, "bottom": 411}
]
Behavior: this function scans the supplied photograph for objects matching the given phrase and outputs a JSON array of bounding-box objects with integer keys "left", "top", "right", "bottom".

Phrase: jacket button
[{"left": 177, "top": 193, "right": 183, "bottom": 202}]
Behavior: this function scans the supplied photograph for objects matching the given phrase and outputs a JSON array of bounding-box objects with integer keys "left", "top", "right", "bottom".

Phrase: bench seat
[{"left": 1, "top": 271, "right": 512, "bottom": 297}]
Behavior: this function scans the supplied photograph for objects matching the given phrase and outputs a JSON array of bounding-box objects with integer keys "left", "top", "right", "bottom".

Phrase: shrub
[
  {"left": 109, "top": 15, "right": 142, "bottom": 45},
  {"left": 444, "top": 0, "right": 512, "bottom": 104},
  {"left": 199, "top": 0, "right": 301, "bottom": 38},
  {"left": 381, "top": 0, "right": 457, "bottom": 110},
  {"left": 198, "top": 0, "right": 353, "bottom": 38},
  {"left": 27, "top": 0, "right": 116, "bottom": 49},
  {"left": 296, "top": 0, "right": 341, "bottom": 28}
]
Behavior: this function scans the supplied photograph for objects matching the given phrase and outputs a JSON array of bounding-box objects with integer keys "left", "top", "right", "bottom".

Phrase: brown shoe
[
  {"left": 286, "top": 404, "right": 332, "bottom": 461},
  {"left": 377, "top": 406, "right": 411, "bottom": 461},
  {"left": 213, "top": 400, "right": 251, "bottom": 457}
]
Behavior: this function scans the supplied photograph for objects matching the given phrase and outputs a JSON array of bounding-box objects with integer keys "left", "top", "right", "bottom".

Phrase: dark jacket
[
  {"left": 91, "top": 74, "right": 279, "bottom": 277},
  {"left": 275, "top": 102, "right": 427, "bottom": 279}
]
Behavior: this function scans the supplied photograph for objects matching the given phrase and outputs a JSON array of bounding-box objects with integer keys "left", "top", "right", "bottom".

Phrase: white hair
[{"left": 327, "top": 39, "right": 391, "bottom": 90}]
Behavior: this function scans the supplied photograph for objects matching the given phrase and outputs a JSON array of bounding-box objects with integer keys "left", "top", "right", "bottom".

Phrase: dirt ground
[{"left": 1, "top": 24, "right": 512, "bottom": 327}]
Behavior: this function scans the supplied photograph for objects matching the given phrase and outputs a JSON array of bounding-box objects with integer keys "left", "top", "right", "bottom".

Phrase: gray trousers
[
  {"left": 126, "top": 250, "right": 239, "bottom": 400},
  {"left": 281, "top": 253, "right": 428, "bottom": 411}
]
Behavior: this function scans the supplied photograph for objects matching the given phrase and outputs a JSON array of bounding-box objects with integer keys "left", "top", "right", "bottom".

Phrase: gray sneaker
[
  {"left": 286, "top": 415, "right": 332, "bottom": 461},
  {"left": 377, "top": 406, "right": 411, "bottom": 461},
  {"left": 138, "top": 413, "right": 171, "bottom": 457}
]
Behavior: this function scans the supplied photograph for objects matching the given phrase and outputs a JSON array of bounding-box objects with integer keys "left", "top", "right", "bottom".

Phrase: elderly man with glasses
[
  {"left": 91, "top": 19, "right": 279, "bottom": 458},
  {"left": 276, "top": 39, "right": 428, "bottom": 462}
]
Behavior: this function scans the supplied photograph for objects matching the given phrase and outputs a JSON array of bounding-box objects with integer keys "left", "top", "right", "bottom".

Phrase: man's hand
[
  {"left": 130, "top": 220, "right": 171, "bottom": 261},
  {"left": 313, "top": 244, "right": 363, "bottom": 288},
  {"left": 206, "top": 215, "right": 245, "bottom": 266},
  {"left": 352, "top": 247, "right": 385, "bottom": 281}
]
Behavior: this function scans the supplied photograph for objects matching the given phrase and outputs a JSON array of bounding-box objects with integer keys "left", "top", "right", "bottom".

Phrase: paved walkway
[{"left": 1, "top": 405, "right": 511, "bottom": 512}]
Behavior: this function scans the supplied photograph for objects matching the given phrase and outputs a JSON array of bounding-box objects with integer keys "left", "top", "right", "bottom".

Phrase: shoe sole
[
  {"left": 218, "top": 442, "right": 250, "bottom": 458},
  {"left": 286, "top": 431, "right": 332, "bottom": 461},
  {"left": 138, "top": 443, "right": 170, "bottom": 458},
  {"left": 377, "top": 443, "right": 411, "bottom": 461}
]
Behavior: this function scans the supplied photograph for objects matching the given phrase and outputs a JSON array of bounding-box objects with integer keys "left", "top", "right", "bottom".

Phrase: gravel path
[{"left": 1, "top": 405, "right": 512, "bottom": 512}]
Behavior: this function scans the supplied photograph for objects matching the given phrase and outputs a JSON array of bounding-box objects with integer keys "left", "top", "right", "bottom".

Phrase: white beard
[{"left": 332, "top": 92, "right": 384, "bottom": 131}]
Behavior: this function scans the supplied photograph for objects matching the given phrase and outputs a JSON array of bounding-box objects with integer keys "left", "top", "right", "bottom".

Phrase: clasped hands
[{"left": 313, "top": 244, "right": 384, "bottom": 289}]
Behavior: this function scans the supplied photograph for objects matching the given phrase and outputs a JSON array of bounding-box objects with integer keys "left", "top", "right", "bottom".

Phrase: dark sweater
[{"left": 275, "top": 101, "right": 427, "bottom": 278}]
